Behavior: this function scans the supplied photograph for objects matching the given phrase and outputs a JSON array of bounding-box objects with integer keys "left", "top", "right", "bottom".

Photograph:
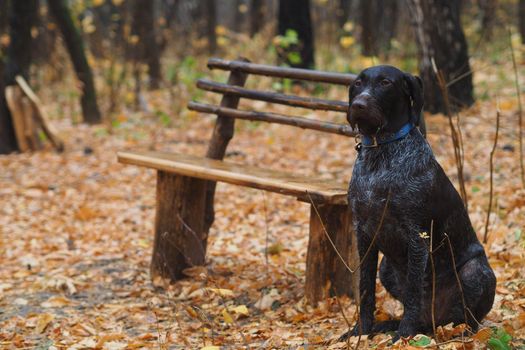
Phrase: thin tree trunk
[
  {"left": 359, "top": 0, "right": 397, "bottom": 56},
  {"left": 518, "top": 0, "right": 525, "bottom": 44},
  {"left": 250, "top": 0, "right": 264, "bottom": 37},
  {"left": 278, "top": 0, "right": 315, "bottom": 69},
  {"left": 479, "top": 0, "right": 497, "bottom": 40},
  {"left": 407, "top": 0, "right": 474, "bottom": 113},
  {"left": 0, "top": 0, "right": 8, "bottom": 36},
  {"left": 359, "top": 0, "right": 376, "bottom": 56},
  {"left": 206, "top": 0, "right": 217, "bottom": 54},
  {"left": 131, "top": 0, "right": 161, "bottom": 89},
  {"left": 337, "top": 0, "right": 351, "bottom": 28},
  {"left": 48, "top": 0, "right": 102, "bottom": 124},
  {"left": 0, "top": 0, "right": 38, "bottom": 154}
]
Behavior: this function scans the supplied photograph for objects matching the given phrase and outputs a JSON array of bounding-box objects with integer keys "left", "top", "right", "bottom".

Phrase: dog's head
[{"left": 347, "top": 65, "right": 424, "bottom": 136}]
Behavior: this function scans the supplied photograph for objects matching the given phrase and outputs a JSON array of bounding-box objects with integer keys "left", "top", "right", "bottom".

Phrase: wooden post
[
  {"left": 203, "top": 57, "right": 250, "bottom": 233},
  {"left": 305, "top": 203, "right": 359, "bottom": 305},
  {"left": 150, "top": 172, "right": 208, "bottom": 280}
]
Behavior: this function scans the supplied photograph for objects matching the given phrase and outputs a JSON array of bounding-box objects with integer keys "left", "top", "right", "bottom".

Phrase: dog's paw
[{"left": 338, "top": 323, "right": 373, "bottom": 342}]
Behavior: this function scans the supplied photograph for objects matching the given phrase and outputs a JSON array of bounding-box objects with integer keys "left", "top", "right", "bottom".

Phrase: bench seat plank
[{"left": 118, "top": 150, "right": 348, "bottom": 205}]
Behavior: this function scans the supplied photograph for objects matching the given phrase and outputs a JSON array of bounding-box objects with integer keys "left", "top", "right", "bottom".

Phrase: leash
[{"left": 355, "top": 122, "right": 414, "bottom": 151}]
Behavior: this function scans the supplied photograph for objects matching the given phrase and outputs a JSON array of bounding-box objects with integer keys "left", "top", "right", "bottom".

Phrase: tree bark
[
  {"left": 518, "top": 0, "right": 525, "bottom": 44},
  {"left": 478, "top": 0, "right": 497, "bottom": 40},
  {"left": 48, "top": 0, "right": 102, "bottom": 124},
  {"left": 359, "top": 0, "right": 397, "bottom": 56},
  {"left": 407, "top": 0, "right": 474, "bottom": 113},
  {"left": 131, "top": 0, "right": 161, "bottom": 89},
  {"left": 250, "top": 0, "right": 264, "bottom": 37},
  {"left": 278, "top": 0, "right": 315, "bottom": 69},
  {"left": 205, "top": 0, "right": 217, "bottom": 54},
  {"left": 0, "top": 0, "right": 38, "bottom": 154},
  {"left": 337, "top": 0, "right": 352, "bottom": 28}
]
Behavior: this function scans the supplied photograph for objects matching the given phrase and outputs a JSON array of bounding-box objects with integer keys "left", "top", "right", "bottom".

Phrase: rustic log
[
  {"left": 203, "top": 58, "right": 250, "bottom": 233},
  {"left": 197, "top": 79, "right": 348, "bottom": 112},
  {"left": 207, "top": 57, "right": 356, "bottom": 85},
  {"left": 21, "top": 96, "right": 41, "bottom": 151},
  {"left": 305, "top": 203, "right": 359, "bottom": 304},
  {"left": 5, "top": 86, "right": 30, "bottom": 152},
  {"left": 151, "top": 172, "right": 208, "bottom": 281},
  {"left": 15, "top": 76, "right": 64, "bottom": 152},
  {"left": 188, "top": 102, "right": 356, "bottom": 137}
]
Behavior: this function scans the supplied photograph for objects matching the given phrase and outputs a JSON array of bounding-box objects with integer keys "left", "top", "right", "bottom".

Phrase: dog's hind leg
[{"left": 458, "top": 256, "right": 496, "bottom": 331}]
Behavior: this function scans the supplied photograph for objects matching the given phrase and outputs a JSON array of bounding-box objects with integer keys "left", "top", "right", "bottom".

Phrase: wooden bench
[{"left": 117, "top": 58, "right": 359, "bottom": 304}]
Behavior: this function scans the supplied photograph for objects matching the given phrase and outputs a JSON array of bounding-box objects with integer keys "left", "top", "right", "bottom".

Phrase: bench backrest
[{"left": 189, "top": 57, "right": 357, "bottom": 162}]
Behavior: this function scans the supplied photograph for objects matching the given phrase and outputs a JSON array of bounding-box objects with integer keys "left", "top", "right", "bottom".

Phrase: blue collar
[{"left": 360, "top": 123, "right": 415, "bottom": 148}]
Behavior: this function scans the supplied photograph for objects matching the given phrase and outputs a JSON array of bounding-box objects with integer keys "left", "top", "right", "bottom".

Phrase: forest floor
[{"left": 1, "top": 49, "right": 525, "bottom": 349}]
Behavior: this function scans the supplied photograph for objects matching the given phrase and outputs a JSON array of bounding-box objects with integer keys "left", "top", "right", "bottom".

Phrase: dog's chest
[{"left": 349, "top": 145, "right": 434, "bottom": 253}]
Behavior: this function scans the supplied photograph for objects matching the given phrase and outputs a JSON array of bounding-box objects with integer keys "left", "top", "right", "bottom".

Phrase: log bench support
[
  {"left": 305, "top": 203, "right": 358, "bottom": 303},
  {"left": 151, "top": 172, "right": 208, "bottom": 280}
]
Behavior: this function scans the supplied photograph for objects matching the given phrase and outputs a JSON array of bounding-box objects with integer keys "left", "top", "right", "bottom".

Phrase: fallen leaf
[
  {"left": 207, "top": 288, "right": 234, "bottom": 297},
  {"left": 222, "top": 308, "right": 234, "bottom": 324},
  {"left": 35, "top": 313, "right": 55, "bottom": 333}
]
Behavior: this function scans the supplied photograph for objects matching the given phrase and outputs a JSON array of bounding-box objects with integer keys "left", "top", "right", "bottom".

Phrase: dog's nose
[{"left": 351, "top": 100, "right": 367, "bottom": 111}]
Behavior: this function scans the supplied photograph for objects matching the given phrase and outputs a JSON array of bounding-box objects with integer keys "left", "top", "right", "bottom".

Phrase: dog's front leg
[
  {"left": 397, "top": 236, "right": 428, "bottom": 337},
  {"left": 353, "top": 232, "right": 379, "bottom": 335}
]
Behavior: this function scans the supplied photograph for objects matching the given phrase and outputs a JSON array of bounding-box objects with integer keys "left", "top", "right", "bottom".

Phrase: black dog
[{"left": 344, "top": 65, "right": 496, "bottom": 339}]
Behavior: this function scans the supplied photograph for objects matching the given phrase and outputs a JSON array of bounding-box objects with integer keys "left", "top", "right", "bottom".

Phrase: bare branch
[{"left": 484, "top": 106, "right": 501, "bottom": 243}]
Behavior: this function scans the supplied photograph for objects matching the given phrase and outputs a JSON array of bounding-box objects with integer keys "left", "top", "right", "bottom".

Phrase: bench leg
[
  {"left": 150, "top": 171, "right": 208, "bottom": 281},
  {"left": 305, "top": 203, "right": 359, "bottom": 305}
]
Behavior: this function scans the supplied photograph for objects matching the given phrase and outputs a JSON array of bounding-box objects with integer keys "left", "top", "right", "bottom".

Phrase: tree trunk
[
  {"left": 479, "top": 0, "right": 497, "bottom": 40},
  {"left": 359, "top": 0, "right": 397, "bottom": 56},
  {"left": 250, "top": 0, "right": 264, "bottom": 37},
  {"left": 278, "top": 0, "right": 315, "bottom": 69},
  {"left": 0, "top": 0, "right": 38, "bottom": 154},
  {"left": 407, "top": 0, "right": 474, "bottom": 113},
  {"left": 205, "top": 0, "right": 217, "bottom": 54},
  {"left": 131, "top": 0, "right": 161, "bottom": 89},
  {"left": 0, "top": 0, "right": 8, "bottom": 36},
  {"left": 359, "top": 0, "right": 376, "bottom": 56},
  {"left": 518, "top": 0, "right": 525, "bottom": 44},
  {"left": 337, "top": 0, "right": 352, "bottom": 28},
  {"left": 48, "top": 0, "right": 102, "bottom": 124}
]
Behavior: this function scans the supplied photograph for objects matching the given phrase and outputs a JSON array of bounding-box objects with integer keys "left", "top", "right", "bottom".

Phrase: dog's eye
[
  {"left": 354, "top": 80, "right": 362, "bottom": 87},
  {"left": 380, "top": 79, "right": 392, "bottom": 87}
]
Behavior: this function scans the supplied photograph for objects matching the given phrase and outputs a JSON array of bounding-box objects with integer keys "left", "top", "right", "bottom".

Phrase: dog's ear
[{"left": 403, "top": 73, "right": 424, "bottom": 126}]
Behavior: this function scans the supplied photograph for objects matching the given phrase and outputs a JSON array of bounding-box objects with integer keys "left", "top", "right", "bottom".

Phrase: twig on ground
[
  {"left": 484, "top": 105, "right": 501, "bottom": 243},
  {"left": 508, "top": 27, "right": 525, "bottom": 188},
  {"left": 261, "top": 191, "right": 270, "bottom": 269},
  {"left": 331, "top": 288, "right": 352, "bottom": 349}
]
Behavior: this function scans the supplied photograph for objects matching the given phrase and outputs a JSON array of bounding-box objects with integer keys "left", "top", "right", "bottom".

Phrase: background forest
[{"left": 0, "top": 0, "right": 524, "bottom": 349}]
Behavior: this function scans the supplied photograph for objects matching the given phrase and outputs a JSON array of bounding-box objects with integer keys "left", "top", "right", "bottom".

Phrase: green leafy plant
[
  {"left": 409, "top": 335, "right": 432, "bottom": 347},
  {"left": 487, "top": 327, "right": 512, "bottom": 350}
]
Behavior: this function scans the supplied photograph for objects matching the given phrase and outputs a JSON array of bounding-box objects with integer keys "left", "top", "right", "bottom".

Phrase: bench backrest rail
[
  {"left": 207, "top": 57, "right": 356, "bottom": 85},
  {"left": 196, "top": 79, "right": 349, "bottom": 113},
  {"left": 188, "top": 101, "right": 356, "bottom": 137}
]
